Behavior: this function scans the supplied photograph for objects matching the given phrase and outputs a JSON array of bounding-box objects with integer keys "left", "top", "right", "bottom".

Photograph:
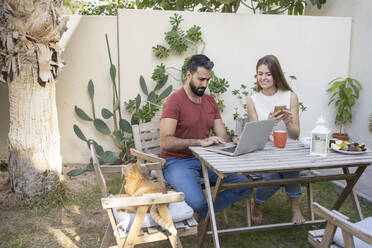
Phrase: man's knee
[
  {"left": 234, "top": 187, "right": 252, "bottom": 198},
  {"left": 185, "top": 195, "right": 205, "bottom": 211}
]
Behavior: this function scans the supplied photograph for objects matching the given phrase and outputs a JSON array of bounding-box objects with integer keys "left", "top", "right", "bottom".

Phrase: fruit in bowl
[{"left": 331, "top": 140, "right": 366, "bottom": 152}]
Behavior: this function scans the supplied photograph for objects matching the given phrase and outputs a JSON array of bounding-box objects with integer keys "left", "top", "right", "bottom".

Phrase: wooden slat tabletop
[{"left": 190, "top": 140, "right": 372, "bottom": 174}]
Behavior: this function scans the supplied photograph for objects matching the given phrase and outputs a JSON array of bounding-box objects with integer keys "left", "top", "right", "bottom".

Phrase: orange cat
[{"left": 122, "top": 161, "right": 177, "bottom": 235}]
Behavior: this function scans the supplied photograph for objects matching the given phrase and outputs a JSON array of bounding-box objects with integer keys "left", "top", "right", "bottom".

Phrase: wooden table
[{"left": 189, "top": 140, "right": 372, "bottom": 248}]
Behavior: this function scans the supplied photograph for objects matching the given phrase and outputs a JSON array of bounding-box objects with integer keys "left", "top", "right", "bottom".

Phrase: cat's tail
[{"left": 150, "top": 205, "right": 177, "bottom": 235}]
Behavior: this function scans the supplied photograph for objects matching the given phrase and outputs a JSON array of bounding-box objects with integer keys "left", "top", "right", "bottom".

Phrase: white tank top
[{"left": 251, "top": 89, "right": 291, "bottom": 132}]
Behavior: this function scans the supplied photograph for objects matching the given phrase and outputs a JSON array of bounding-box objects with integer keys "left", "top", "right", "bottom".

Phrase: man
[{"left": 159, "top": 54, "right": 252, "bottom": 219}]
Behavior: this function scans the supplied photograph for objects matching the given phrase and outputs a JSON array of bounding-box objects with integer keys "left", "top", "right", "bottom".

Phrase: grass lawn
[{"left": 1, "top": 167, "right": 371, "bottom": 248}]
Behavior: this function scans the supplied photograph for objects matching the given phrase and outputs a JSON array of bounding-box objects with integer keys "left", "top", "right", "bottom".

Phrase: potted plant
[{"left": 327, "top": 77, "right": 362, "bottom": 140}]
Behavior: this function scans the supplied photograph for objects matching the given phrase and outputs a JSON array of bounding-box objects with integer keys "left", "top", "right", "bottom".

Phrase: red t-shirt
[{"left": 161, "top": 88, "right": 221, "bottom": 159}]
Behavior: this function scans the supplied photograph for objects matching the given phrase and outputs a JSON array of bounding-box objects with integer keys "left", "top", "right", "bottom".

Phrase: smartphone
[{"left": 274, "top": 105, "right": 286, "bottom": 115}]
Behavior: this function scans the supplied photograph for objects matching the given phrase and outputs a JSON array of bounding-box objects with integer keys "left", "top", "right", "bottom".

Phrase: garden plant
[{"left": 327, "top": 77, "right": 362, "bottom": 139}]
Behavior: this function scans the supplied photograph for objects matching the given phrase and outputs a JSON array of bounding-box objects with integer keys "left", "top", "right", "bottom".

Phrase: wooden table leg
[
  {"left": 332, "top": 166, "right": 366, "bottom": 213},
  {"left": 307, "top": 183, "right": 314, "bottom": 221},
  {"left": 342, "top": 168, "right": 364, "bottom": 220},
  {"left": 198, "top": 162, "right": 223, "bottom": 248}
]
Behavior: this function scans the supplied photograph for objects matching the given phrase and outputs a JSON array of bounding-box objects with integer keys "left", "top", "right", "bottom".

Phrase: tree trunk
[
  {"left": 8, "top": 62, "right": 61, "bottom": 197},
  {"left": 1, "top": 0, "right": 68, "bottom": 197}
]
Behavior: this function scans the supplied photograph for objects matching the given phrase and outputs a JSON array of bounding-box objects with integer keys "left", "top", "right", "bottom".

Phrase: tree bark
[{"left": 8, "top": 62, "right": 62, "bottom": 197}]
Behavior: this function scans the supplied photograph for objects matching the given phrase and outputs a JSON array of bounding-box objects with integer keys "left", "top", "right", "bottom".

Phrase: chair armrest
[
  {"left": 101, "top": 192, "right": 185, "bottom": 209},
  {"left": 130, "top": 148, "right": 166, "bottom": 166},
  {"left": 141, "top": 162, "right": 162, "bottom": 171},
  {"left": 312, "top": 202, "right": 372, "bottom": 244},
  {"left": 100, "top": 162, "right": 162, "bottom": 173}
]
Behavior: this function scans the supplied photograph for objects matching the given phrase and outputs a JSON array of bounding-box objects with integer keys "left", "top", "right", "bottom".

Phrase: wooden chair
[
  {"left": 89, "top": 141, "right": 197, "bottom": 248},
  {"left": 131, "top": 120, "right": 246, "bottom": 224},
  {"left": 308, "top": 202, "right": 372, "bottom": 248}
]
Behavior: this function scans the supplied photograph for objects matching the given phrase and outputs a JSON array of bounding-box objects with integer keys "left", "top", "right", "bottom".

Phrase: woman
[{"left": 246, "top": 55, "right": 305, "bottom": 225}]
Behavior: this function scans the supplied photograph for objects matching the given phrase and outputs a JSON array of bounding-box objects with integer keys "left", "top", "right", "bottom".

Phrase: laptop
[{"left": 204, "top": 119, "right": 275, "bottom": 156}]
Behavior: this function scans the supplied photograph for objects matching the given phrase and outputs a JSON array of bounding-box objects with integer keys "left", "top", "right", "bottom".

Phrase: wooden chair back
[
  {"left": 89, "top": 141, "right": 109, "bottom": 197},
  {"left": 308, "top": 202, "right": 372, "bottom": 248},
  {"left": 132, "top": 120, "right": 161, "bottom": 156}
]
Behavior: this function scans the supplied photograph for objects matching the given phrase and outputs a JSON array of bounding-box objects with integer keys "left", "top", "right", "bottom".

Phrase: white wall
[
  {"left": 306, "top": 0, "right": 372, "bottom": 148},
  {"left": 118, "top": 9, "right": 351, "bottom": 137},
  {"left": 0, "top": 10, "right": 355, "bottom": 163},
  {"left": 56, "top": 16, "right": 118, "bottom": 163}
]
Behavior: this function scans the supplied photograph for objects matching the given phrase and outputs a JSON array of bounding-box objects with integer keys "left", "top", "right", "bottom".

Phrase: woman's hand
[
  {"left": 269, "top": 109, "right": 293, "bottom": 125},
  {"left": 268, "top": 111, "right": 282, "bottom": 125},
  {"left": 232, "top": 135, "right": 240, "bottom": 144},
  {"left": 280, "top": 109, "right": 293, "bottom": 124}
]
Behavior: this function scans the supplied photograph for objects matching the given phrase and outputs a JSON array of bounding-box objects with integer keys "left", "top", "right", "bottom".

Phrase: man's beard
[{"left": 190, "top": 79, "right": 206, "bottom": 97}]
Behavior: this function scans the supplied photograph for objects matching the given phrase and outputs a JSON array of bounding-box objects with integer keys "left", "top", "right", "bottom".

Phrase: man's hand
[{"left": 199, "top": 136, "right": 226, "bottom": 147}]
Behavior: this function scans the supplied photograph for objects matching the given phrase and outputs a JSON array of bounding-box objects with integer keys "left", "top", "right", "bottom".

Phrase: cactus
[{"left": 69, "top": 34, "right": 134, "bottom": 176}]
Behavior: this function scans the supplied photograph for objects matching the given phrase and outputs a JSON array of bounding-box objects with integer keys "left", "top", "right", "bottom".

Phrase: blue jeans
[
  {"left": 163, "top": 157, "right": 252, "bottom": 219},
  {"left": 254, "top": 172, "right": 302, "bottom": 204}
]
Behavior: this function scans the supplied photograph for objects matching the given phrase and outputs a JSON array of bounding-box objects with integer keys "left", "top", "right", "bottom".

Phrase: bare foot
[
  {"left": 290, "top": 197, "right": 305, "bottom": 224},
  {"left": 251, "top": 198, "right": 262, "bottom": 224}
]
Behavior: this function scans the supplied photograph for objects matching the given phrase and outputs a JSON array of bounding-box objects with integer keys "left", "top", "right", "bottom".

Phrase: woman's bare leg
[{"left": 290, "top": 197, "right": 305, "bottom": 224}]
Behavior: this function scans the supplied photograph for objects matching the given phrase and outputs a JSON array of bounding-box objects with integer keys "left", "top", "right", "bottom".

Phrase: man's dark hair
[{"left": 187, "top": 54, "right": 214, "bottom": 73}]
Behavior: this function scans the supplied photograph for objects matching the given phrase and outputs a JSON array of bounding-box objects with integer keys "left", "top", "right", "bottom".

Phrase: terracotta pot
[{"left": 332, "top": 133, "right": 349, "bottom": 141}]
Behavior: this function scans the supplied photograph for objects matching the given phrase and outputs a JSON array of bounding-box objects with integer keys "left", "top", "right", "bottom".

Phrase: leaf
[
  {"left": 86, "top": 163, "right": 94, "bottom": 171},
  {"left": 159, "top": 85, "right": 173, "bottom": 100},
  {"left": 91, "top": 140, "right": 104, "bottom": 158},
  {"left": 113, "top": 130, "right": 124, "bottom": 146},
  {"left": 67, "top": 168, "right": 86, "bottom": 176},
  {"left": 101, "top": 108, "right": 113, "bottom": 119},
  {"left": 104, "top": 151, "right": 118, "bottom": 164},
  {"left": 75, "top": 106, "right": 93, "bottom": 121},
  {"left": 343, "top": 87, "right": 354, "bottom": 106},
  {"left": 94, "top": 119, "right": 111, "bottom": 135},
  {"left": 88, "top": 80, "right": 94, "bottom": 100},
  {"left": 131, "top": 114, "right": 139, "bottom": 125},
  {"left": 327, "top": 80, "right": 343, "bottom": 92},
  {"left": 350, "top": 77, "right": 362, "bottom": 90},
  {"left": 73, "top": 124, "right": 87, "bottom": 142},
  {"left": 135, "top": 94, "right": 141, "bottom": 111},
  {"left": 328, "top": 98, "right": 335, "bottom": 106},
  {"left": 350, "top": 83, "right": 360, "bottom": 98},
  {"left": 147, "top": 91, "right": 156, "bottom": 103},
  {"left": 119, "top": 119, "right": 132, "bottom": 133},
  {"left": 289, "top": 75, "right": 297, "bottom": 80},
  {"left": 140, "top": 76, "right": 148, "bottom": 95},
  {"left": 154, "top": 75, "right": 168, "bottom": 91},
  {"left": 110, "top": 64, "right": 116, "bottom": 83}
]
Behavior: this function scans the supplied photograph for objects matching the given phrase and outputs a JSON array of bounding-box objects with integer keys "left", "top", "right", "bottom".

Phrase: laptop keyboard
[{"left": 221, "top": 146, "right": 237, "bottom": 153}]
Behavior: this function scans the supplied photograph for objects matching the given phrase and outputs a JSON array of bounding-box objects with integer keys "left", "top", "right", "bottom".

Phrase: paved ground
[{"left": 314, "top": 166, "right": 372, "bottom": 206}]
